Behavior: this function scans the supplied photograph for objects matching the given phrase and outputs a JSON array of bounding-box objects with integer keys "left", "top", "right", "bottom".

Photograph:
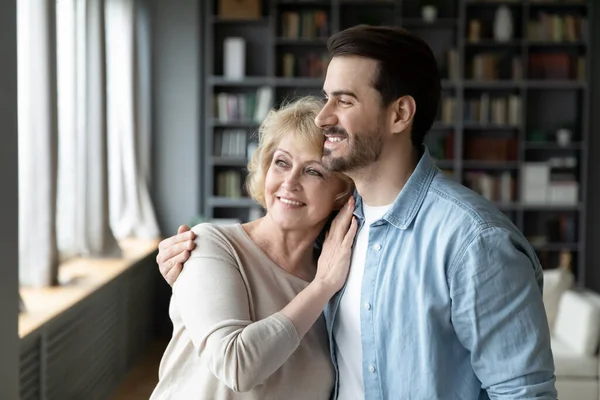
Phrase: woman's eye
[
  {"left": 275, "top": 159, "right": 287, "bottom": 167},
  {"left": 306, "top": 168, "right": 323, "bottom": 177}
]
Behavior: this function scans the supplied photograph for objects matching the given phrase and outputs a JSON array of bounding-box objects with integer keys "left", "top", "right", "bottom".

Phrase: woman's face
[{"left": 264, "top": 133, "right": 348, "bottom": 232}]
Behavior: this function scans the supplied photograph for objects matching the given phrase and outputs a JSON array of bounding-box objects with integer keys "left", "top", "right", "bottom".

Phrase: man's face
[{"left": 315, "top": 56, "right": 388, "bottom": 173}]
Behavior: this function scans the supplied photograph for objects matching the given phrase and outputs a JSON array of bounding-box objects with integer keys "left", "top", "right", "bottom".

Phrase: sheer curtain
[
  {"left": 19, "top": 0, "right": 159, "bottom": 287},
  {"left": 56, "top": 0, "right": 121, "bottom": 259},
  {"left": 106, "top": 0, "right": 159, "bottom": 240},
  {"left": 18, "top": 0, "right": 60, "bottom": 287}
]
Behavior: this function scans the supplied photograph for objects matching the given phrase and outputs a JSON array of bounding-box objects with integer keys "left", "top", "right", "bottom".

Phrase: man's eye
[{"left": 339, "top": 99, "right": 351, "bottom": 105}]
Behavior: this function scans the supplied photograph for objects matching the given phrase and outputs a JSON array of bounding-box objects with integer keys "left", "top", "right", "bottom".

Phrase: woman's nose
[{"left": 281, "top": 172, "right": 301, "bottom": 191}]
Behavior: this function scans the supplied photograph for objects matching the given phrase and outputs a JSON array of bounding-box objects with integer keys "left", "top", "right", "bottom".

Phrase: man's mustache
[{"left": 324, "top": 126, "right": 348, "bottom": 137}]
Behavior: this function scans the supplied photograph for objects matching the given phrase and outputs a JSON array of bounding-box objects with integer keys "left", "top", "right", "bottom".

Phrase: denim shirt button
[
  {"left": 369, "top": 365, "right": 376, "bottom": 374},
  {"left": 365, "top": 302, "right": 372, "bottom": 310},
  {"left": 373, "top": 243, "right": 381, "bottom": 251}
]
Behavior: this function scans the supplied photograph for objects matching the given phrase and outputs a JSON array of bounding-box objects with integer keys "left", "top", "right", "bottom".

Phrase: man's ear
[{"left": 389, "top": 95, "right": 416, "bottom": 135}]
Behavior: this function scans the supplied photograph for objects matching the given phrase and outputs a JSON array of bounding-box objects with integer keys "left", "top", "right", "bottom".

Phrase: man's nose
[{"left": 315, "top": 102, "right": 337, "bottom": 129}]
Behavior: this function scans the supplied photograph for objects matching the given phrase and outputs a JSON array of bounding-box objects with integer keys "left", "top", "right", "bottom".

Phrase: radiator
[{"left": 20, "top": 252, "right": 158, "bottom": 400}]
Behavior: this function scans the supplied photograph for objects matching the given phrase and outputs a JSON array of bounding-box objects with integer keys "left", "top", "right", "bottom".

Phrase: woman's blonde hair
[{"left": 246, "top": 95, "right": 354, "bottom": 207}]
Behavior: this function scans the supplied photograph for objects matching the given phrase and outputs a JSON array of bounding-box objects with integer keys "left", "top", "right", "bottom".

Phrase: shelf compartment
[
  {"left": 208, "top": 197, "right": 258, "bottom": 208},
  {"left": 211, "top": 157, "right": 249, "bottom": 167},
  {"left": 209, "top": 76, "right": 273, "bottom": 86},
  {"left": 402, "top": 18, "right": 458, "bottom": 29}
]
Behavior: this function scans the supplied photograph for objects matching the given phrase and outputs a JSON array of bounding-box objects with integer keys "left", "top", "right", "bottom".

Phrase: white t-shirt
[{"left": 334, "top": 203, "right": 392, "bottom": 399}]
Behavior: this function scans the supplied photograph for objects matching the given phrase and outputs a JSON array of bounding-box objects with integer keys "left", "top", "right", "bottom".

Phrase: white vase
[
  {"left": 421, "top": 6, "right": 437, "bottom": 23},
  {"left": 493, "top": 5, "right": 513, "bottom": 42}
]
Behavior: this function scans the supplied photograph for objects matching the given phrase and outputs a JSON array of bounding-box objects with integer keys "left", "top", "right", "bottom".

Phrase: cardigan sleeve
[{"left": 172, "top": 223, "right": 301, "bottom": 393}]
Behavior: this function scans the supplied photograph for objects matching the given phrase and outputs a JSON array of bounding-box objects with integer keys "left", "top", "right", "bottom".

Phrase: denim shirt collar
[{"left": 353, "top": 145, "right": 437, "bottom": 230}]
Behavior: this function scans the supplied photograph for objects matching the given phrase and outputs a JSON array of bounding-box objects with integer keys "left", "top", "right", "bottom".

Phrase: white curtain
[
  {"left": 106, "top": 0, "right": 160, "bottom": 240},
  {"left": 18, "top": 0, "right": 60, "bottom": 287},
  {"left": 56, "top": 0, "right": 121, "bottom": 259},
  {"left": 19, "top": 0, "right": 160, "bottom": 287}
]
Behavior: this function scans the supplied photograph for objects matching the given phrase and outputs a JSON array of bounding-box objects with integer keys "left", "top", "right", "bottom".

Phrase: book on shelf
[
  {"left": 214, "top": 86, "right": 273, "bottom": 123},
  {"left": 280, "top": 10, "right": 329, "bottom": 39},
  {"left": 464, "top": 94, "right": 521, "bottom": 125},
  {"left": 440, "top": 96, "right": 456, "bottom": 124},
  {"left": 520, "top": 162, "right": 579, "bottom": 206},
  {"left": 214, "top": 130, "right": 247, "bottom": 158},
  {"left": 464, "top": 137, "right": 518, "bottom": 162},
  {"left": 425, "top": 133, "right": 454, "bottom": 161},
  {"left": 470, "top": 54, "right": 522, "bottom": 80},
  {"left": 218, "top": 0, "right": 260, "bottom": 20},
  {"left": 216, "top": 170, "right": 242, "bottom": 198},
  {"left": 528, "top": 53, "right": 585, "bottom": 80},
  {"left": 446, "top": 48, "right": 460, "bottom": 81},
  {"left": 527, "top": 13, "right": 588, "bottom": 42},
  {"left": 281, "top": 52, "right": 328, "bottom": 78},
  {"left": 464, "top": 171, "right": 515, "bottom": 203}
]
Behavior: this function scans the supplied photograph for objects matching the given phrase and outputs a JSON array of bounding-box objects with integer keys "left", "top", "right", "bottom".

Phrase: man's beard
[{"left": 323, "top": 126, "right": 384, "bottom": 173}]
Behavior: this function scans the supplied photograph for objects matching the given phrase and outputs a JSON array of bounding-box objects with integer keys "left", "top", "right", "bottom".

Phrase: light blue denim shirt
[{"left": 324, "top": 148, "right": 556, "bottom": 400}]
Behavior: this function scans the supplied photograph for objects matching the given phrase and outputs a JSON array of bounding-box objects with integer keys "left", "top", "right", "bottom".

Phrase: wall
[
  {"left": 150, "top": 0, "right": 203, "bottom": 236},
  {"left": 585, "top": 3, "right": 600, "bottom": 293},
  {"left": 0, "top": 0, "right": 20, "bottom": 398}
]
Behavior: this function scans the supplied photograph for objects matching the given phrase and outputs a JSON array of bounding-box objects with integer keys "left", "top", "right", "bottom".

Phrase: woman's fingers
[
  {"left": 156, "top": 239, "right": 194, "bottom": 267},
  {"left": 165, "top": 263, "right": 183, "bottom": 287},
  {"left": 330, "top": 197, "right": 355, "bottom": 239},
  {"left": 157, "top": 226, "right": 196, "bottom": 284},
  {"left": 343, "top": 216, "right": 358, "bottom": 247}
]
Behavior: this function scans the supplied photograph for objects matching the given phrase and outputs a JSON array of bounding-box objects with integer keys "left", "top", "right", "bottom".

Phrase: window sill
[{"left": 18, "top": 237, "right": 160, "bottom": 339}]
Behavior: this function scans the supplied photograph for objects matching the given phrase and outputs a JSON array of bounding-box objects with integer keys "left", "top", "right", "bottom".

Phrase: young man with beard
[{"left": 156, "top": 25, "right": 557, "bottom": 399}]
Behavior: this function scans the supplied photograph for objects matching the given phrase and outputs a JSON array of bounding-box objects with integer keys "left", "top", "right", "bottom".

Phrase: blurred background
[{"left": 1, "top": 0, "right": 599, "bottom": 399}]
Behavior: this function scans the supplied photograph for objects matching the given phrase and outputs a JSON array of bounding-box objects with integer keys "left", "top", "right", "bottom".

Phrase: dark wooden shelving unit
[{"left": 202, "top": 0, "right": 592, "bottom": 282}]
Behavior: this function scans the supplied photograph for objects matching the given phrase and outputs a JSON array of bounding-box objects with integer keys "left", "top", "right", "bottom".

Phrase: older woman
[{"left": 150, "top": 96, "right": 357, "bottom": 400}]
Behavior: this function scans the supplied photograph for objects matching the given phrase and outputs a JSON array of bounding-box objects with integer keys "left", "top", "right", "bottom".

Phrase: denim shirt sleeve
[{"left": 448, "top": 226, "right": 557, "bottom": 400}]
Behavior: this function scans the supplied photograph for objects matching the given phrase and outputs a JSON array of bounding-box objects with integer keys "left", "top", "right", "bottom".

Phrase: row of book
[
  {"left": 465, "top": 171, "right": 515, "bottom": 203},
  {"left": 457, "top": 165, "right": 579, "bottom": 206},
  {"left": 281, "top": 52, "right": 328, "bottom": 78},
  {"left": 216, "top": 170, "right": 242, "bottom": 198},
  {"left": 439, "top": 97, "right": 456, "bottom": 125},
  {"left": 213, "top": 87, "right": 273, "bottom": 123},
  {"left": 528, "top": 13, "right": 588, "bottom": 42},
  {"left": 470, "top": 54, "right": 523, "bottom": 81},
  {"left": 521, "top": 162, "right": 579, "bottom": 206},
  {"left": 468, "top": 53, "right": 585, "bottom": 81},
  {"left": 214, "top": 165, "right": 579, "bottom": 207},
  {"left": 464, "top": 94, "right": 522, "bottom": 126},
  {"left": 214, "top": 130, "right": 247, "bottom": 158},
  {"left": 280, "top": 10, "right": 328, "bottom": 39},
  {"left": 214, "top": 130, "right": 258, "bottom": 159},
  {"left": 529, "top": 53, "right": 585, "bottom": 80}
]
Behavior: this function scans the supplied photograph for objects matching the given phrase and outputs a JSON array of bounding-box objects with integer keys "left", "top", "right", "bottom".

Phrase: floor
[{"left": 109, "top": 340, "right": 168, "bottom": 400}]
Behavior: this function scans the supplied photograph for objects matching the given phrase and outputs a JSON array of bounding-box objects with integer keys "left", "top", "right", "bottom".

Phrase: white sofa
[{"left": 543, "top": 268, "right": 600, "bottom": 400}]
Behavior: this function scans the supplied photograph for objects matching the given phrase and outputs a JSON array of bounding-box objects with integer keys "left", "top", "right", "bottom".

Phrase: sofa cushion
[
  {"left": 554, "top": 290, "right": 600, "bottom": 357},
  {"left": 543, "top": 268, "right": 574, "bottom": 329},
  {"left": 552, "top": 337, "right": 598, "bottom": 378}
]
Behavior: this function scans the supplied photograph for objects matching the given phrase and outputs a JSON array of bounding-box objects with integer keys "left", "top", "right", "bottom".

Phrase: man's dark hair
[{"left": 327, "top": 25, "right": 441, "bottom": 147}]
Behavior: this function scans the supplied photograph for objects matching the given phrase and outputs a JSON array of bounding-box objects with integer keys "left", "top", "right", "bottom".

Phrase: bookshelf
[{"left": 202, "top": 0, "right": 592, "bottom": 283}]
